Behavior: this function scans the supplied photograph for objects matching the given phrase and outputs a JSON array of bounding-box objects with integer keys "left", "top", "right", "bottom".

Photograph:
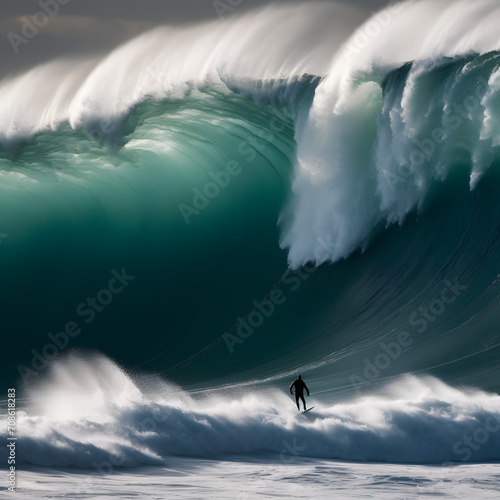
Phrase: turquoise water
[
  {"left": 3, "top": 54, "right": 500, "bottom": 401},
  {"left": 0, "top": 86, "right": 296, "bottom": 391},
  {"left": 2, "top": 3, "right": 500, "bottom": 470}
]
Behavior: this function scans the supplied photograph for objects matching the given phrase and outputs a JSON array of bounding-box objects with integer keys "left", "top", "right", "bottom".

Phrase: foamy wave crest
[
  {"left": 2, "top": 353, "right": 500, "bottom": 467},
  {"left": 3, "top": 1, "right": 500, "bottom": 269},
  {"left": 0, "top": 2, "right": 363, "bottom": 140},
  {"left": 282, "top": 0, "right": 500, "bottom": 267}
]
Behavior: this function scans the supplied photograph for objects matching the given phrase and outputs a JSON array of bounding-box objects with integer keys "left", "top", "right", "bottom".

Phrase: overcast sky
[{"left": 0, "top": 0, "right": 394, "bottom": 79}]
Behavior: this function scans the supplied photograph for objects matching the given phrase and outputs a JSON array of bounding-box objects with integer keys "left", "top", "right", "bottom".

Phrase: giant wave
[{"left": 2, "top": 0, "right": 500, "bottom": 468}]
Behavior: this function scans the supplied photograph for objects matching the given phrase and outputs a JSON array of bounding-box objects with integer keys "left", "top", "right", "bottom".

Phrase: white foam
[
  {"left": 0, "top": 2, "right": 363, "bottom": 140},
  {"left": 283, "top": 0, "right": 500, "bottom": 267},
  {"left": 3, "top": 353, "right": 500, "bottom": 467}
]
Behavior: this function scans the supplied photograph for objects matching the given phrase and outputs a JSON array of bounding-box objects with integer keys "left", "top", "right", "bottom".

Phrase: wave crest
[{"left": 3, "top": 353, "right": 500, "bottom": 467}]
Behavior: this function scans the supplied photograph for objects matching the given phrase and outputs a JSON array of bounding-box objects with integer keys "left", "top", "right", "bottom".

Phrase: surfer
[{"left": 290, "top": 375, "right": 310, "bottom": 411}]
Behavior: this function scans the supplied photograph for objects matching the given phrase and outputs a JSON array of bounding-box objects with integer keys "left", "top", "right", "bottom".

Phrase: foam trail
[{"left": 3, "top": 354, "right": 500, "bottom": 467}]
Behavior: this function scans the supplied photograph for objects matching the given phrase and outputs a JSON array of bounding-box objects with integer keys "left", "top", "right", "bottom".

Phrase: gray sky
[
  {"left": 0, "top": 0, "right": 393, "bottom": 21},
  {"left": 0, "top": 0, "right": 394, "bottom": 79}
]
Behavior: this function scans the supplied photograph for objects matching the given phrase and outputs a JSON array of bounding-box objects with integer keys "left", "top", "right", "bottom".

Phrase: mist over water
[{"left": 3, "top": 353, "right": 500, "bottom": 467}]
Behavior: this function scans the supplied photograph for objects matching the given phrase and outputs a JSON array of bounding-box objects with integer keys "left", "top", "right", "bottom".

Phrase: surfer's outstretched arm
[
  {"left": 304, "top": 383, "right": 310, "bottom": 396},
  {"left": 289, "top": 381, "right": 295, "bottom": 394}
]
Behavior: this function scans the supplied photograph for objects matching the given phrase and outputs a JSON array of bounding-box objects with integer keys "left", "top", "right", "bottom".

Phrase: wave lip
[
  {"left": 280, "top": 0, "right": 500, "bottom": 267},
  {"left": 0, "top": 2, "right": 363, "bottom": 142},
  {"left": 4, "top": 1, "right": 500, "bottom": 271}
]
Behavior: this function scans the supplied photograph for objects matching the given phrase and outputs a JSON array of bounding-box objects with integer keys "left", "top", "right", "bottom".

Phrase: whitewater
[{"left": 2, "top": 0, "right": 500, "bottom": 498}]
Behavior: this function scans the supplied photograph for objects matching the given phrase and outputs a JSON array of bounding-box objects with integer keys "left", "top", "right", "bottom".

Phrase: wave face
[{"left": 2, "top": 0, "right": 500, "bottom": 467}]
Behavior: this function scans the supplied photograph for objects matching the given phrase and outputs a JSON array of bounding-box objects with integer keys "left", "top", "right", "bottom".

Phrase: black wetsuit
[{"left": 290, "top": 378, "right": 309, "bottom": 410}]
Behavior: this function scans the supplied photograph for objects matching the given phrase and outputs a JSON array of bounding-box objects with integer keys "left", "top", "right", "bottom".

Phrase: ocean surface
[{"left": 2, "top": 0, "right": 500, "bottom": 497}]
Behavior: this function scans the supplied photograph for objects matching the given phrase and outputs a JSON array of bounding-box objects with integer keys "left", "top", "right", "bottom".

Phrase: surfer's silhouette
[{"left": 290, "top": 375, "right": 310, "bottom": 411}]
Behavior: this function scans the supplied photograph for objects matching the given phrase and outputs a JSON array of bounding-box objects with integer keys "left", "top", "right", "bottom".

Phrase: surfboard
[{"left": 302, "top": 406, "right": 314, "bottom": 413}]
